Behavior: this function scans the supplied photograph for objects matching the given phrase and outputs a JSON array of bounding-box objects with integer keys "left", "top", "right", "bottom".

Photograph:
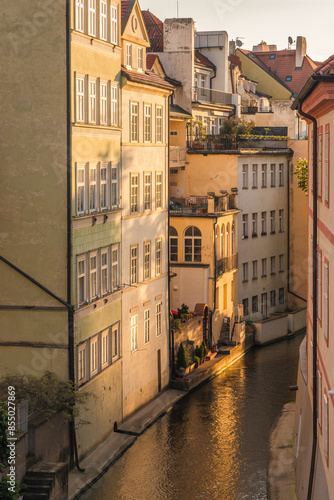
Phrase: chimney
[
  {"left": 268, "top": 45, "right": 277, "bottom": 51},
  {"left": 252, "top": 41, "right": 269, "bottom": 53},
  {"left": 296, "top": 36, "right": 306, "bottom": 68}
]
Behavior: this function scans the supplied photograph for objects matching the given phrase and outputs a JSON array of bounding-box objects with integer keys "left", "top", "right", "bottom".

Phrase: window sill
[
  {"left": 252, "top": 277, "right": 258, "bottom": 281},
  {"left": 242, "top": 235, "right": 248, "bottom": 239},
  {"left": 270, "top": 272, "right": 276, "bottom": 276},
  {"left": 252, "top": 186, "right": 258, "bottom": 189},
  {"left": 242, "top": 187, "right": 248, "bottom": 190},
  {"left": 252, "top": 234, "right": 258, "bottom": 238},
  {"left": 279, "top": 230, "right": 284, "bottom": 233},
  {"left": 270, "top": 231, "right": 276, "bottom": 235},
  {"left": 261, "top": 274, "right": 267, "bottom": 278},
  {"left": 279, "top": 270, "right": 284, "bottom": 273},
  {"left": 261, "top": 232, "right": 267, "bottom": 236},
  {"left": 242, "top": 279, "right": 249, "bottom": 283},
  {"left": 270, "top": 185, "right": 276, "bottom": 188},
  {"left": 261, "top": 185, "right": 267, "bottom": 189}
]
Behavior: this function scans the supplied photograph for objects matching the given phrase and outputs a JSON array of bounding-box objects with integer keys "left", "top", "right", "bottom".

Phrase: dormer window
[
  {"left": 269, "top": 54, "right": 276, "bottom": 60},
  {"left": 138, "top": 47, "right": 143, "bottom": 71},
  {"left": 126, "top": 44, "right": 132, "bottom": 68},
  {"left": 286, "top": 76, "right": 292, "bottom": 82}
]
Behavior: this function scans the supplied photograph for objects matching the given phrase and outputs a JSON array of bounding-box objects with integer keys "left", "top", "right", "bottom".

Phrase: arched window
[
  {"left": 226, "top": 223, "right": 230, "bottom": 257},
  {"left": 184, "top": 226, "right": 202, "bottom": 262},
  {"left": 170, "top": 227, "right": 178, "bottom": 262},
  {"left": 231, "top": 222, "right": 235, "bottom": 255},
  {"left": 221, "top": 224, "right": 225, "bottom": 258},
  {"left": 215, "top": 225, "right": 220, "bottom": 260}
]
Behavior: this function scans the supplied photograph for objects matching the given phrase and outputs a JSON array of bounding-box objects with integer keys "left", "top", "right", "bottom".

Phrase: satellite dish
[
  {"left": 236, "top": 39, "right": 243, "bottom": 47},
  {"left": 288, "top": 36, "right": 293, "bottom": 45}
]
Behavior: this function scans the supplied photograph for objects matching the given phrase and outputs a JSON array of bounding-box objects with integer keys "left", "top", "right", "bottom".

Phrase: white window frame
[
  {"left": 144, "top": 105, "right": 152, "bottom": 143},
  {"left": 111, "top": 244, "right": 119, "bottom": 291},
  {"left": 184, "top": 226, "right": 202, "bottom": 263},
  {"left": 144, "top": 309, "right": 150, "bottom": 344},
  {"left": 144, "top": 241, "right": 151, "bottom": 280},
  {"left": 324, "top": 394, "right": 328, "bottom": 461},
  {"left": 130, "top": 102, "right": 138, "bottom": 142},
  {"left": 130, "top": 173, "right": 139, "bottom": 213},
  {"left": 78, "top": 343, "right": 87, "bottom": 383},
  {"left": 88, "top": 0, "right": 97, "bottom": 37},
  {"left": 252, "top": 213, "right": 258, "bottom": 237},
  {"left": 90, "top": 335, "right": 99, "bottom": 377},
  {"left": 324, "top": 261, "right": 329, "bottom": 342},
  {"left": 156, "top": 238, "right": 162, "bottom": 276},
  {"left": 242, "top": 214, "right": 248, "bottom": 238},
  {"left": 138, "top": 47, "right": 143, "bottom": 71},
  {"left": 76, "top": 163, "right": 87, "bottom": 215},
  {"left": 156, "top": 172, "right": 162, "bottom": 209},
  {"left": 126, "top": 43, "right": 132, "bottom": 68},
  {"left": 101, "top": 329, "right": 110, "bottom": 369},
  {"left": 89, "top": 251, "right": 99, "bottom": 300},
  {"left": 111, "top": 163, "right": 119, "bottom": 209},
  {"left": 261, "top": 164, "right": 267, "bottom": 187},
  {"left": 100, "top": 161, "right": 109, "bottom": 210},
  {"left": 76, "top": 74, "right": 86, "bottom": 123},
  {"left": 131, "top": 315, "right": 138, "bottom": 352},
  {"left": 110, "top": 3, "right": 118, "bottom": 45},
  {"left": 88, "top": 78, "right": 97, "bottom": 124},
  {"left": 89, "top": 163, "right": 98, "bottom": 212},
  {"left": 261, "top": 211, "right": 267, "bottom": 234},
  {"left": 242, "top": 165, "right": 248, "bottom": 188},
  {"left": 110, "top": 85, "right": 118, "bottom": 126},
  {"left": 144, "top": 173, "right": 151, "bottom": 210},
  {"left": 77, "top": 254, "right": 87, "bottom": 306},
  {"left": 101, "top": 247, "right": 110, "bottom": 295},
  {"left": 112, "top": 323, "right": 120, "bottom": 360},
  {"left": 156, "top": 303, "right": 162, "bottom": 336},
  {"left": 270, "top": 210, "right": 275, "bottom": 233},
  {"left": 270, "top": 164, "right": 276, "bottom": 187},
  {"left": 170, "top": 227, "right": 178, "bottom": 262},
  {"left": 100, "top": 0, "right": 108, "bottom": 41},
  {"left": 252, "top": 164, "right": 258, "bottom": 188},
  {"left": 156, "top": 106, "right": 163, "bottom": 143},
  {"left": 130, "top": 245, "right": 138, "bottom": 284},
  {"left": 279, "top": 163, "right": 284, "bottom": 186},
  {"left": 75, "top": 0, "right": 85, "bottom": 32},
  {"left": 279, "top": 209, "right": 284, "bottom": 232},
  {"left": 100, "top": 80, "right": 108, "bottom": 125},
  {"left": 317, "top": 251, "right": 322, "bottom": 320}
]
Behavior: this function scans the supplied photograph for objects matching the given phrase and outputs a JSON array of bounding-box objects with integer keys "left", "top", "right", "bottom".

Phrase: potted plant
[
  {"left": 177, "top": 303, "right": 189, "bottom": 323},
  {"left": 193, "top": 355, "right": 200, "bottom": 368}
]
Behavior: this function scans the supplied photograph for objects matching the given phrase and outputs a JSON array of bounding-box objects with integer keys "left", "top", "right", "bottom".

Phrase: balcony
[
  {"left": 216, "top": 253, "right": 238, "bottom": 278},
  {"left": 169, "top": 194, "right": 237, "bottom": 215},
  {"left": 193, "top": 86, "right": 233, "bottom": 106},
  {"left": 187, "top": 134, "right": 289, "bottom": 151},
  {"left": 170, "top": 146, "right": 187, "bottom": 168}
]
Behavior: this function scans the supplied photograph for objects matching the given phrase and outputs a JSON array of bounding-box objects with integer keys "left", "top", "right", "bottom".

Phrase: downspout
[
  {"left": 167, "top": 93, "right": 174, "bottom": 379},
  {"left": 297, "top": 101, "right": 317, "bottom": 500},
  {"left": 66, "top": 0, "right": 84, "bottom": 473},
  {"left": 211, "top": 217, "right": 218, "bottom": 347}
]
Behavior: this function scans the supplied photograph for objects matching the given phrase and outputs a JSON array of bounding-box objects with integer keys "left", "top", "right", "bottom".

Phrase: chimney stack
[{"left": 296, "top": 36, "right": 307, "bottom": 68}]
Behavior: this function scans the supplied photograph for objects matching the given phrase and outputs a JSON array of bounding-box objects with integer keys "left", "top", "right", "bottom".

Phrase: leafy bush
[
  {"left": 294, "top": 158, "right": 308, "bottom": 194},
  {"left": 193, "top": 356, "right": 200, "bottom": 365},
  {"left": 177, "top": 304, "right": 189, "bottom": 317},
  {"left": 201, "top": 340, "right": 208, "bottom": 357}
]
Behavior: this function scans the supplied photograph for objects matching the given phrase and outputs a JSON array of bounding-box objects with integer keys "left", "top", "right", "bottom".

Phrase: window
[
  {"left": 76, "top": 75, "right": 85, "bottom": 122},
  {"left": 184, "top": 226, "right": 202, "bottom": 262},
  {"left": 88, "top": 0, "right": 97, "bottom": 36},
  {"left": 76, "top": 0, "right": 85, "bottom": 32},
  {"left": 252, "top": 213, "right": 258, "bottom": 237},
  {"left": 131, "top": 246, "right": 138, "bottom": 284},
  {"left": 242, "top": 262, "right": 248, "bottom": 282},
  {"left": 156, "top": 172, "right": 162, "bottom": 209},
  {"left": 110, "top": 85, "right": 118, "bottom": 126},
  {"left": 111, "top": 164, "right": 118, "bottom": 209},
  {"left": 269, "top": 54, "right": 276, "bottom": 60},
  {"left": 101, "top": 248, "right": 109, "bottom": 295},
  {"left": 279, "top": 287, "right": 284, "bottom": 304},
  {"left": 252, "top": 260, "right": 258, "bottom": 279},
  {"left": 130, "top": 174, "right": 139, "bottom": 213},
  {"left": 261, "top": 212, "right": 267, "bottom": 235},
  {"left": 78, "top": 255, "right": 87, "bottom": 305},
  {"left": 252, "top": 164, "right": 258, "bottom": 188},
  {"left": 270, "top": 164, "right": 276, "bottom": 187},
  {"left": 279, "top": 209, "right": 284, "bottom": 232},
  {"left": 324, "top": 260, "right": 329, "bottom": 342},
  {"left": 271, "top": 256, "right": 276, "bottom": 274},
  {"left": 77, "top": 164, "right": 86, "bottom": 214},
  {"left": 270, "top": 210, "right": 275, "bottom": 233},
  {"left": 144, "top": 105, "right": 152, "bottom": 142},
  {"left": 110, "top": 3, "right": 118, "bottom": 44},
  {"left": 100, "top": 0, "right": 107, "bottom": 40},
  {"left": 100, "top": 81, "right": 108, "bottom": 125},
  {"left": 144, "top": 173, "right": 151, "bottom": 210},
  {"left": 200, "top": 75, "right": 206, "bottom": 96},
  {"left": 144, "top": 310, "right": 150, "bottom": 343},
  {"left": 325, "top": 125, "right": 330, "bottom": 205},
  {"left": 324, "top": 394, "right": 328, "bottom": 461},
  {"left": 126, "top": 43, "right": 132, "bottom": 67},
  {"left": 317, "top": 250, "right": 322, "bottom": 320},
  {"left": 89, "top": 164, "right": 97, "bottom": 212},
  {"left": 252, "top": 295, "right": 258, "bottom": 313},
  {"left": 318, "top": 130, "right": 322, "bottom": 199},
  {"left": 89, "top": 78, "right": 97, "bottom": 123},
  {"left": 131, "top": 315, "right": 138, "bottom": 352},
  {"left": 270, "top": 290, "right": 276, "bottom": 307},
  {"left": 144, "top": 241, "right": 151, "bottom": 280},
  {"left": 90, "top": 335, "right": 99, "bottom": 376},
  {"left": 130, "top": 103, "right": 138, "bottom": 142},
  {"left": 279, "top": 254, "right": 284, "bottom": 272},
  {"left": 90, "top": 252, "right": 98, "bottom": 300},
  {"left": 78, "top": 343, "right": 87, "bottom": 383},
  {"left": 101, "top": 164, "right": 109, "bottom": 210},
  {"left": 156, "top": 239, "right": 162, "bottom": 275},
  {"left": 138, "top": 47, "right": 143, "bottom": 70},
  {"left": 242, "top": 165, "right": 248, "bottom": 188},
  {"left": 156, "top": 303, "right": 162, "bottom": 336},
  {"left": 261, "top": 164, "right": 267, "bottom": 187},
  {"left": 242, "top": 214, "right": 248, "bottom": 238},
  {"left": 111, "top": 244, "right": 119, "bottom": 291},
  {"left": 318, "top": 371, "right": 322, "bottom": 427},
  {"left": 170, "top": 227, "right": 178, "bottom": 262},
  {"left": 279, "top": 163, "right": 284, "bottom": 186},
  {"left": 242, "top": 298, "right": 249, "bottom": 316},
  {"left": 262, "top": 258, "right": 267, "bottom": 277},
  {"left": 101, "top": 329, "right": 109, "bottom": 368},
  {"left": 156, "top": 106, "right": 163, "bottom": 143},
  {"left": 112, "top": 323, "right": 120, "bottom": 360},
  {"left": 286, "top": 76, "right": 292, "bottom": 82}
]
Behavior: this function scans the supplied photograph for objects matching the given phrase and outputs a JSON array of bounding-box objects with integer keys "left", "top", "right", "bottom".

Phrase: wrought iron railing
[
  {"left": 193, "top": 86, "right": 233, "bottom": 106},
  {"left": 216, "top": 253, "right": 238, "bottom": 278}
]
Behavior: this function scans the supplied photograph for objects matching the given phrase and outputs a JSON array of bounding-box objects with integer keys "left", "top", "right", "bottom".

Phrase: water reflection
[{"left": 87, "top": 335, "right": 303, "bottom": 500}]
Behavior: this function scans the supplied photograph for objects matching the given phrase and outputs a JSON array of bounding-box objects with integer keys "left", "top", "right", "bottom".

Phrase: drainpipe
[
  {"left": 297, "top": 101, "right": 317, "bottom": 500},
  {"left": 211, "top": 217, "right": 218, "bottom": 347},
  {"left": 167, "top": 93, "right": 174, "bottom": 379},
  {"left": 66, "top": 0, "right": 84, "bottom": 473}
]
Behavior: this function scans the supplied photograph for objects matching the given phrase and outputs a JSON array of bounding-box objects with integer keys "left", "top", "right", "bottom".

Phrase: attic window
[
  {"left": 286, "top": 76, "right": 292, "bottom": 82},
  {"left": 269, "top": 55, "right": 276, "bottom": 59}
]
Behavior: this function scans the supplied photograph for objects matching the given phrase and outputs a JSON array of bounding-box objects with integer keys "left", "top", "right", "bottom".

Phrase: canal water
[{"left": 85, "top": 334, "right": 303, "bottom": 500}]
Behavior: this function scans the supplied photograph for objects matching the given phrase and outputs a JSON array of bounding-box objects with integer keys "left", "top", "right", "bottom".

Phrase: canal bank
[{"left": 69, "top": 337, "right": 254, "bottom": 499}]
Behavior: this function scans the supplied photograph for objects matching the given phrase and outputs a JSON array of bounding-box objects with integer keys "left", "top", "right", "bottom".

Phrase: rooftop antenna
[
  {"left": 236, "top": 38, "right": 244, "bottom": 47},
  {"left": 177, "top": 1, "right": 179, "bottom": 18},
  {"left": 288, "top": 36, "right": 295, "bottom": 50}
]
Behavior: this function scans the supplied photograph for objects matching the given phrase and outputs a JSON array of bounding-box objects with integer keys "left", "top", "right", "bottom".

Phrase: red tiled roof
[
  {"left": 121, "top": 0, "right": 131, "bottom": 21},
  {"left": 229, "top": 54, "right": 242, "bottom": 71},
  {"left": 146, "top": 53, "right": 159, "bottom": 70},
  {"left": 314, "top": 54, "right": 334, "bottom": 75},
  {"left": 142, "top": 10, "right": 163, "bottom": 52},
  {"left": 195, "top": 50, "right": 215, "bottom": 70},
  {"left": 122, "top": 66, "right": 175, "bottom": 90},
  {"left": 253, "top": 49, "right": 317, "bottom": 95}
]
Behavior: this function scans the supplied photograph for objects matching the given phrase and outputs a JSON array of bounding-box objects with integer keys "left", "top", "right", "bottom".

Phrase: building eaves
[
  {"left": 291, "top": 74, "right": 334, "bottom": 109},
  {"left": 195, "top": 50, "right": 216, "bottom": 70},
  {"left": 170, "top": 103, "right": 192, "bottom": 118},
  {"left": 122, "top": 66, "right": 175, "bottom": 90}
]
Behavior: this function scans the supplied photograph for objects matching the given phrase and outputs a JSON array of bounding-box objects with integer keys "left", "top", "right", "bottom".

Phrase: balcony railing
[
  {"left": 169, "top": 194, "right": 237, "bottom": 215},
  {"left": 193, "top": 86, "right": 233, "bottom": 106},
  {"left": 216, "top": 253, "right": 238, "bottom": 278},
  {"left": 187, "top": 134, "right": 288, "bottom": 151}
]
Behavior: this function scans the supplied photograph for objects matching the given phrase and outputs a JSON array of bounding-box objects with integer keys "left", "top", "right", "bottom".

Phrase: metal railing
[
  {"left": 169, "top": 195, "right": 237, "bottom": 215},
  {"left": 216, "top": 253, "right": 238, "bottom": 278},
  {"left": 193, "top": 86, "right": 233, "bottom": 106}
]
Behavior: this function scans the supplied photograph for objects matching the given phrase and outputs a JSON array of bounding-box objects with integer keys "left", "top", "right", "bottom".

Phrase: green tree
[
  {"left": 176, "top": 343, "right": 187, "bottom": 370},
  {"left": 294, "top": 158, "right": 308, "bottom": 194}
]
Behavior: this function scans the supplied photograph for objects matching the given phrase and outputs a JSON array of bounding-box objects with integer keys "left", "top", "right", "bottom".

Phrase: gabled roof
[
  {"left": 314, "top": 54, "right": 334, "bottom": 75},
  {"left": 121, "top": 0, "right": 150, "bottom": 46},
  {"left": 142, "top": 10, "right": 163, "bottom": 52},
  {"left": 122, "top": 66, "right": 175, "bottom": 90},
  {"left": 195, "top": 50, "right": 216, "bottom": 70}
]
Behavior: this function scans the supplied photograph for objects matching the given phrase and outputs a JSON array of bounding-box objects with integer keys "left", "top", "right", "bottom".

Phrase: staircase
[
  {"left": 22, "top": 462, "right": 68, "bottom": 500},
  {"left": 22, "top": 472, "right": 54, "bottom": 500},
  {"left": 219, "top": 317, "right": 236, "bottom": 346}
]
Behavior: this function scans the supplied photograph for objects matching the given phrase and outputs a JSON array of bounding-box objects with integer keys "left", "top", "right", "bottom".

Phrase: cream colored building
[{"left": 120, "top": 0, "right": 173, "bottom": 418}]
